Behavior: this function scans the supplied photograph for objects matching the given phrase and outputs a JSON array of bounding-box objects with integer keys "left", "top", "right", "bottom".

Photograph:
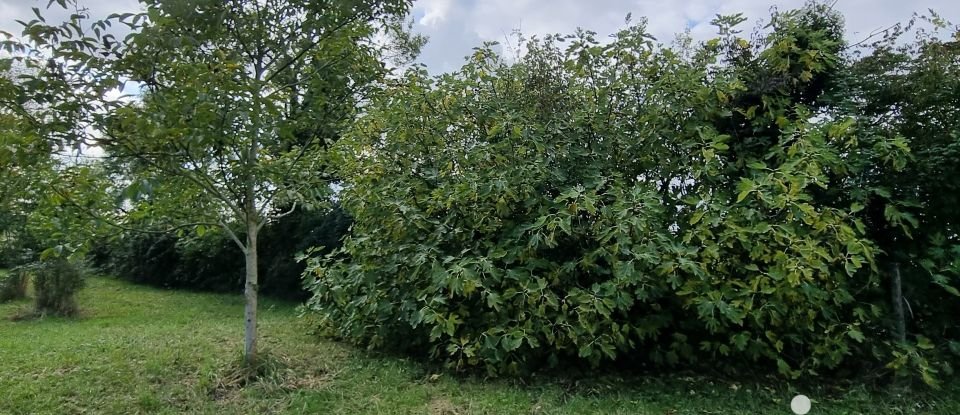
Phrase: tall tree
[{"left": 2, "top": 0, "right": 420, "bottom": 364}]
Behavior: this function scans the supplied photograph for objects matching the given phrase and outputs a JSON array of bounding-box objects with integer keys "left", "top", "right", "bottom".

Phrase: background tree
[
  {"left": 0, "top": 64, "right": 47, "bottom": 268},
  {"left": 1, "top": 62, "right": 110, "bottom": 315},
  {"left": 833, "top": 13, "right": 960, "bottom": 381}
]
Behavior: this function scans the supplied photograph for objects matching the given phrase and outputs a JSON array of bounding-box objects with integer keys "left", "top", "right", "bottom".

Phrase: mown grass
[{"left": 1, "top": 276, "right": 957, "bottom": 414}]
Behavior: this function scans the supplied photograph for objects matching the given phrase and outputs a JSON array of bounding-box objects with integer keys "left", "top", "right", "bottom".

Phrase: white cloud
[
  {"left": 418, "top": 0, "right": 454, "bottom": 26},
  {"left": 3, "top": 0, "right": 958, "bottom": 75},
  {"left": 409, "top": 0, "right": 960, "bottom": 73}
]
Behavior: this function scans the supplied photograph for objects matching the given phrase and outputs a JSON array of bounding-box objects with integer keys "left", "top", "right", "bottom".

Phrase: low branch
[
  {"left": 220, "top": 219, "right": 248, "bottom": 253},
  {"left": 258, "top": 201, "right": 295, "bottom": 231},
  {"left": 105, "top": 130, "right": 247, "bottom": 220}
]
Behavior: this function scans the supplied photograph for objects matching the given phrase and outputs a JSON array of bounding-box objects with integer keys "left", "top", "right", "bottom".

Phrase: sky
[{"left": 1, "top": 0, "right": 958, "bottom": 74}]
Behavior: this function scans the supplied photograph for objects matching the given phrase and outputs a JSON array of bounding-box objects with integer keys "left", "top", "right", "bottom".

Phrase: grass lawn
[{"left": 1, "top": 277, "right": 957, "bottom": 414}]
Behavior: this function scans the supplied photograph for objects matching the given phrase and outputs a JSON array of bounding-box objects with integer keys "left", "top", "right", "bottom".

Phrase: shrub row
[{"left": 93, "top": 206, "right": 350, "bottom": 299}]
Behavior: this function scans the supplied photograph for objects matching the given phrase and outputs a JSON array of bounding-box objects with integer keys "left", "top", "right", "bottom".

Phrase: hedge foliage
[
  {"left": 0, "top": 268, "right": 28, "bottom": 303},
  {"left": 93, "top": 206, "right": 350, "bottom": 299},
  {"left": 304, "top": 5, "right": 960, "bottom": 383}
]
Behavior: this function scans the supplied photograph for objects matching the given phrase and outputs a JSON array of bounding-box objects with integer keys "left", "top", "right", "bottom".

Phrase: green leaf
[
  {"left": 487, "top": 123, "right": 503, "bottom": 138},
  {"left": 501, "top": 335, "right": 522, "bottom": 352},
  {"left": 736, "top": 190, "right": 751, "bottom": 203},
  {"left": 873, "top": 187, "right": 892, "bottom": 198},
  {"left": 689, "top": 210, "right": 706, "bottom": 225},
  {"left": 578, "top": 343, "right": 593, "bottom": 358},
  {"left": 917, "top": 335, "right": 934, "bottom": 350},
  {"left": 847, "top": 327, "right": 865, "bottom": 343},
  {"left": 949, "top": 341, "right": 960, "bottom": 356}
]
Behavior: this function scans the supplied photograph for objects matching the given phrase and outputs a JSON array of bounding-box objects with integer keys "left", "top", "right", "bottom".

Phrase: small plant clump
[{"left": 30, "top": 258, "right": 86, "bottom": 317}]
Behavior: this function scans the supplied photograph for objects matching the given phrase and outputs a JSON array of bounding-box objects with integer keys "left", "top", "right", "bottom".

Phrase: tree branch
[
  {"left": 220, "top": 219, "right": 248, "bottom": 253},
  {"left": 47, "top": 182, "right": 225, "bottom": 237},
  {"left": 263, "top": 10, "right": 366, "bottom": 84}
]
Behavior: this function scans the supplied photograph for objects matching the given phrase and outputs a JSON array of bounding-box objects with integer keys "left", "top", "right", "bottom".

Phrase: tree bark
[
  {"left": 243, "top": 217, "right": 259, "bottom": 365},
  {"left": 245, "top": 60, "right": 263, "bottom": 366},
  {"left": 890, "top": 261, "right": 906, "bottom": 344}
]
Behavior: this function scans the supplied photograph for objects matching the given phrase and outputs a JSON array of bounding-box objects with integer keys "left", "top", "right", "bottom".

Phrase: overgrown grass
[{"left": 1, "top": 277, "right": 957, "bottom": 414}]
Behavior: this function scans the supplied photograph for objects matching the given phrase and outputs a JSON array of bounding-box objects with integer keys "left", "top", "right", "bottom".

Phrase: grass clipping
[{"left": 205, "top": 350, "right": 338, "bottom": 401}]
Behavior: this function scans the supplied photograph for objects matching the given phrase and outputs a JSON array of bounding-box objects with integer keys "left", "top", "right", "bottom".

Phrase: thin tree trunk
[
  {"left": 243, "top": 217, "right": 259, "bottom": 365},
  {"left": 890, "top": 261, "right": 906, "bottom": 344},
  {"left": 245, "top": 64, "right": 263, "bottom": 366}
]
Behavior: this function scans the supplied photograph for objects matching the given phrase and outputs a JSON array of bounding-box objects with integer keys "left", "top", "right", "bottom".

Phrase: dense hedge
[
  {"left": 94, "top": 206, "right": 350, "bottom": 299},
  {"left": 303, "top": 5, "right": 960, "bottom": 383}
]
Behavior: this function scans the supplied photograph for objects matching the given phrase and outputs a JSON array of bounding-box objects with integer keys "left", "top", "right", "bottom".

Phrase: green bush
[
  {"left": 0, "top": 268, "right": 28, "bottom": 303},
  {"left": 32, "top": 258, "right": 86, "bottom": 317},
  {"left": 304, "top": 5, "right": 959, "bottom": 383}
]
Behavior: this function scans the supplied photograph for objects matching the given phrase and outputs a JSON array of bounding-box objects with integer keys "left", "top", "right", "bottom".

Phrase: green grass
[{"left": 1, "top": 277, "right": 957, "bottom": 414}]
